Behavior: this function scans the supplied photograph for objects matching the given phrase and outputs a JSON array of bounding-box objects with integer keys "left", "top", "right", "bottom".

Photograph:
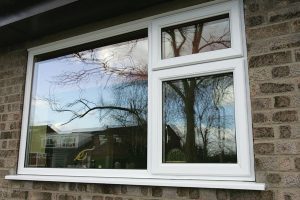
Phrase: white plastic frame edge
[
  {"left": 6, "top": 0, "right": 264, "bottom": 189},
  {"left": 151, "top": 0, "right": 244, "bottom": 70},
  {"left": 150, "top": 58, "right": 254, "bottom": 180}
]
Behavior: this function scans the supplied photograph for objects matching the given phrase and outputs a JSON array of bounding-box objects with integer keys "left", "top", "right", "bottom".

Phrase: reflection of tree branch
[
  {"left": 59, "top": 105, "right": 141, "bottom": 125},
  {"left": 166, "top": 82, "right": 185, "bottom": 100},
  {"left": 43, "top": 93, "right": 145, "bottom": 126},
  {"left": 166, "top": 28, "right": 187, "bottom": 57},
  {"left": 164, "top": 21, "right": 230, "bottom": 57},
  {"left": 192, "top": 24, "right": 203, "bottom": 54},
  {"left": 198, "top": 40, "right": 230, "bottom": 52},
  {"left": 178, "top": 28, "right": 187, "bottom": 53},
  {"left": 54, "top": 39, "right": 148, "bottom": 86}
]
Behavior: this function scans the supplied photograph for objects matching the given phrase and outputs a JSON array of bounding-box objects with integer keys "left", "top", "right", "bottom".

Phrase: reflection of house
[
  {"left": 42, "top": 132, "right": 92, "bottom": 148},
  {"left": 28, "top": 124, "right": 147, "bottom": 169},
  {"left": 28, "top": 124, "right": 93, "bottom": 167},
  {"left": 27, "top": 125, "right": 56, "bottom": 167},
  {"left": 80, "top": 125, "right": 147, "bottom": 169},
  {"left": 42, "top": 132, "right": 93, "bottom": 168},
  {"left": 164, "top": 124, "right": 182, "bottom": 153}
]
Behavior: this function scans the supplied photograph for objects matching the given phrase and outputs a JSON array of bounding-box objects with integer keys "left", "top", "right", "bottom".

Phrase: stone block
[
  {"left": 252, "top": 113, "right": 268, "bottom": 123},
  {"left": 11, "top": 190, "right": 28, "bottom": 199},
  {"left": 266, "top": 173, "right": 282, "bottom": 183},
  {"left": 251, "top": 98, "right": 271, "bottom": 110},
  {"left": 253, "top": 127, "right": 274, "bottom": 138},
  {"left": 58, "top": 194, "right": 77, "bottom": 200},
  {"left": 282, "top": 173, "right": 300, "bottom": 187},
  {"left": 177, "top": 187, "right": 188, "bottom": 197},
  {"left": 189, "top": 188, "right": 199, "bottom": 199},
  {"left": 295, "top": 157, "right": 300, "bottom": 170},
  {"left": 249, "top": 51, "right": 292, "bottom": 68},
  {"left": 92, "top": 196, "right": 103, "bottom": 200},
  {"left": 215, "top": 190, "right": 228, "bottom": 200},
  {"left": 27, "top": 191, "right": 52, "bottom": 200},
  {"left": 273, "top": 110, "right": 298, "bottom": 122},
  {"left": 272, "top": 66, "right": 290, "bottom": 78},
  {"left": 254, "top": 143, "right": 274, "bottom": 154},
  {"left": 279, "top": 157, "right": 292, "bottom": 171},
  {"left": 269, "top": 6, "right": 300, "bottom": 23},
  {"left": 101, "top": 185, "right": 121, "bottom": 195},
  {"left": 151, "top": 187, "right": 162, "bottom": 197},
  {"left": 246, "top": 16, "right": 264, "bottom": 27},
  {"left": 277, "top": 189, "right": 300, "bottom": 200},
  {"left": 280, "top": 126, "right": 292, "bottom": 138},
  {"left": 245, "top": 2, "right": 259, "bottom": 13},
  {"left": 274, "top": 96, "right": 291, "bottom": 107},
  {"left": 275, "top": 141, "right": 299, "bottom": 154},
  {"left": 230, "top": 190, "right": 273, "bottom": 200},
  {"left": 247, "top": 23, "right": 289, "bottom": 41},
  {"left": 161, "top": 187, "right": 177, "bottom": 199},
  {"left": 291, "top": 19, "right": 300, "bottom": 33},
  {"left": 41, "top": 182, "right": 60, "bottom": 191},
  {"left": 295, "top": 49, "right": 300, "bottom": 62}
]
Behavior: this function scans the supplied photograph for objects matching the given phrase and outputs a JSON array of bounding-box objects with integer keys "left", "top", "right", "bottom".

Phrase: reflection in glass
[
  {"left": 162, "top": 73, "right": 237, "bottom": 163},
  {"left": 26, "top": 37, "right": 148, "bottom": 169},
  {"left": 162, "top": 15, "right": 230, "bottom": 59}
]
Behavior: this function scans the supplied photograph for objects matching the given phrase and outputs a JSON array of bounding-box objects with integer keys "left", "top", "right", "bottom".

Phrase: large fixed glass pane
[
  {"left": 26, "top": 36, "right": 148, "bottom": 169},
  {"left": 162, "top": 14, "right": 230, "bottom": 59},
  {"left": 162, "top": 73, "right": 237, "bottom": 163}
]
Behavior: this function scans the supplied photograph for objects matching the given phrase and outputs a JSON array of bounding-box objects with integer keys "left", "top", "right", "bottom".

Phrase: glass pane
[
  {"left": 162, "top": 73, "right": 237, "bottom": 163},
  {"left": 26, "top": 37, "right": 148, "bottom": 169},
  {"left": 162, "top": 15, "right": 230, "bottom": 59}
]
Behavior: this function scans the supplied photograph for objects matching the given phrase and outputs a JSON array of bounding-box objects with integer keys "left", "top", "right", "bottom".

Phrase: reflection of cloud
[
  {"left": 31, "top": 98, "right": 48, "bottom": 108},
  {"left": 169, "top": 123, "right": 236, "bottom": 153},
  {"left": 219, "top": 85, "right": 234, "bottom": 106}
]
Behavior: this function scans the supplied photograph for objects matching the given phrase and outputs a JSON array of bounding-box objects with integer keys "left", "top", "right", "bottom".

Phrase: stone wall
[
  {"left": 246, "top": 0, "right": 300, "bottom": 199},
  {"left": 0, "top": 0, "right": 299, "bottom": 199}
]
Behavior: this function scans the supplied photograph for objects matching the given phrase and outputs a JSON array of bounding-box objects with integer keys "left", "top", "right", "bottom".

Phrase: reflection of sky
[{"left": 30, "top": 38, "right": 148, "bottom": 133}]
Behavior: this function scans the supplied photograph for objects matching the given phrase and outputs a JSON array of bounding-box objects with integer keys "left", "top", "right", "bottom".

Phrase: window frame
[
  {"left": 150, "top": 58, "right": 254, "bottom": 180},
  {"left": 8, "top": 0, "right": 264, "bottom": 190},
  {"left": 151, "top": 0, "right": 243, "bottom": 70},
  {"left": 17, "top": 21, "right": 151, "bottom": 179}
]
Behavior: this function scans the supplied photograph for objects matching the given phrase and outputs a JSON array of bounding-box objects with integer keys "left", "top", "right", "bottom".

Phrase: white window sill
[{"left": 5, "top": 175, "right": 265, "bottom": 190}]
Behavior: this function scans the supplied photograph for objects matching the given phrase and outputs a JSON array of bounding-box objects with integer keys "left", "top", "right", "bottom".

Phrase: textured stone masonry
[{"left": 0, "top": 0, "right": 299, "bottom": 199}]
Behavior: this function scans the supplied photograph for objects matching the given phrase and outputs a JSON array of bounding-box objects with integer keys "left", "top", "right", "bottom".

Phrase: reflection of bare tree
[
  {"left": 45, "top": 96, "right": 145, "bottom": 126},
  {"left": 165, "top": 27, "right": 229, "bottom": 57},
  {"left": 164, "top": 74, "right": 236, "bottom": 163},
  {"left": 44, "top": 39, "right": 148, "bottom": 127},
  {"left": 162, "top": 17, "right": 234, "bottom": 163},
  {"left": 112, "top": 80, "right": 147, "bottom": 126},
  {"left": 162, "top": 17, "right": 230, "bottom": 58},
  {"left": 194, "top": 74, "right": 234, "bottom": 162},
  {"left": 43, "top": 17, "right": 233, "bottom": 164},
  {"left": 41, "top": 38, "right": 148, "bottom": 169},
  {"left": 53, "top": 42, "right": 147, "bottom": 87}
]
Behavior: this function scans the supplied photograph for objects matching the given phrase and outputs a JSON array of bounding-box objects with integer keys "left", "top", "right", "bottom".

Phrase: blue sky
[{"left": 29, "top": 38, "right": 148, "bottom": 133}]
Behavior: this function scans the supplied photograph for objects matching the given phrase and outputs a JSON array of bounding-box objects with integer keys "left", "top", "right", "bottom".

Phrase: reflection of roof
[
  {"left": 31, "top": 124, "right": 57, "bottom": 135},
  {"left": 49, "top": 124, "right": 61, "bottom": 134},
  {"left": 168, "top": 124, "right": 183, "bottom": 138},
  {"left": 70, "top": 125, "right": 142, "bottom": 135},
  {"left": 91, "top": 125, "right": 146, "bottom": 135},
  {"left": 33, "top": 124, "right": 143, "bottom": 135}
]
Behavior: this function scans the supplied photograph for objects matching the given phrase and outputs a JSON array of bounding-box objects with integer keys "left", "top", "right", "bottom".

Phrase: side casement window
[
  {"left": 9, "top": 0, "right": 264, "bottom": 190},
  {"left": 150, "top": 0, "right": 253, "bottom": 180}
]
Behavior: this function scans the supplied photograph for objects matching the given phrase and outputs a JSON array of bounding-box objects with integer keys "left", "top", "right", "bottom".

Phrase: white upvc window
[
  {"left": 150, "top": 59, "right": 253, "bottom": 180},
  {"left": 6, "top": 0, "right": 264, "bottom": 190},
  {"left": 151, "top": 0, "right": 243, "bottom": 70}
]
